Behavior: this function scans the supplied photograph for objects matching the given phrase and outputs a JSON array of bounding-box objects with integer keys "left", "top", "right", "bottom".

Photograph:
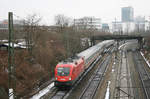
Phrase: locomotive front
[{"left": 54, "top": 64, "right": 73, "bottom": 86}]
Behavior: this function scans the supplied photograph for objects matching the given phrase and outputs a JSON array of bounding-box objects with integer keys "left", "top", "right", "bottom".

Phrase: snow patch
[
  {"left": 105, "top": 81, "right": 111, "bottom": 99},
  {"left": 30, "top": 82, "right": 54, "bottom": 99},
  {"left": 113, "top": 62, "right": 116, "bottom": 65},
  {"left": 9, "top": 89, "right": 14, "bottom": 99},
  {"left": 112, "top": 69, "right": 114, "bottom": 72},
  {"left": 140, "top": 52, "right": 150, "bottom": 68}
]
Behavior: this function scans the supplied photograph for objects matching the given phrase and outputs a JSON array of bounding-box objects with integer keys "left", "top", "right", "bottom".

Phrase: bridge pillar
[{"left": 138, "top": 38, "right": 143, "bottom": 49}]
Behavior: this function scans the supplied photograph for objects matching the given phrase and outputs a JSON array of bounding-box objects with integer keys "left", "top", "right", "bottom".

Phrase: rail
[
  {"left": 133, "top": 52, "right": 150, "bottom": 99},
  {"left": 79, "top": 55, "right": 111, "bottom": 99}
]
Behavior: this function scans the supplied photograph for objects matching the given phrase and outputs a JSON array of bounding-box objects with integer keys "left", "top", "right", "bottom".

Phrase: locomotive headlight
[
  {"left": 56, "top": 77, "right": 57, "bottom": 80},
  {"left": 69, "top": 77, "right": 71, "bottom": 80}
]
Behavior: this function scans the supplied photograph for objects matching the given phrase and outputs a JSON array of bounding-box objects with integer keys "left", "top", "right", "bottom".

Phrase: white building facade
[{"left": 74, "top": 17, "right": 102, "bottom": 30}]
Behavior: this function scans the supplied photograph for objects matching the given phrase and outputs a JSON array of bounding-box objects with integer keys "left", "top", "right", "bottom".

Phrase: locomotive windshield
[{"left": 57, "top": 67, "right": 70, "bottom": 76}]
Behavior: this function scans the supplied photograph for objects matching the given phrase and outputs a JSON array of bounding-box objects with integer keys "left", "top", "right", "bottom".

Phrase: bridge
[
  {"left": 91, "top": 35, "right": 143, "bottom": 41},
  {"left": 90, "top": 34, "right": 149, "bottom": 48}
]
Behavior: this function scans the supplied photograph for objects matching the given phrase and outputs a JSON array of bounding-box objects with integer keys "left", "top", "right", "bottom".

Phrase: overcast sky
[{"left": 1, "top": 0, "right": 150, "bottom": 25}]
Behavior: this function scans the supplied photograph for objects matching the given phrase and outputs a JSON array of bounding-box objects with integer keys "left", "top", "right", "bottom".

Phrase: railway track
[
  {"left": 50, "top": 90, "right": 68, "bottom": 99},
  {"left": 133, "top": 52, "right": 150, "bottom": 99},
  {"left": 79, "top": 55, "right": 112, "bottom": 99},
  {"left": 113, "top": 48, "right": 134, "bottom": 99}
]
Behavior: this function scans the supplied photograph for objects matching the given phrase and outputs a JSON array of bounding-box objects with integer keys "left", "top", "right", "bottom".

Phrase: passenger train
[{"left": 54, "top": 40, "right": 114, "bottom": 87}]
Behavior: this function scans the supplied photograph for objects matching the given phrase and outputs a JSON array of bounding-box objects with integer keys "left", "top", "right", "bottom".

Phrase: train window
[{"left": 57, "top": 67, "right": 70, "bottom": 76}]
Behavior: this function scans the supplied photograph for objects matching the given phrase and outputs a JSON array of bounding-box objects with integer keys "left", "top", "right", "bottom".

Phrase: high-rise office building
[{"left": 122, "top": 7, "right": 134, "bottom": 22}]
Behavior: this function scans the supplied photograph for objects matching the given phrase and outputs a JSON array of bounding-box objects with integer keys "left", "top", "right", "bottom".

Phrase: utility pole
[{"left": 8, "top": 12, "right": 15, "bottom": 99}]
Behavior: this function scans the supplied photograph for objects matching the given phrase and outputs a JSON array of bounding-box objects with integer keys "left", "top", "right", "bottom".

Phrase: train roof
[{"left": 78, "top": 40, "right": 114, "bottom": 60}]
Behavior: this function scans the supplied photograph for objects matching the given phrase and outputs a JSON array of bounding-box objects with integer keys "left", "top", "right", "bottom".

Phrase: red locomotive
[{"left": 54, "top": 56, "right": 85, "bottom": 86}]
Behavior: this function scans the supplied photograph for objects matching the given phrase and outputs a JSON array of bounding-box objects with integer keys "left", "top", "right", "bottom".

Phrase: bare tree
[
  {"left": 23, "top": 14, "right": 42, "bottom": 56},
  {"left": 54, "top": 14, "right": 70, "bottom": 31}
]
